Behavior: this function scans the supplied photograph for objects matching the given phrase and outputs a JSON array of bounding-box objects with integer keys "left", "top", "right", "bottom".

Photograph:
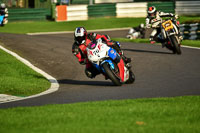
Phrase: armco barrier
[
  {"left": 57, "top": 3, "right": 147, "bottom": 21},
  {"left": 180, "top": 23, "right": 200, "bottom": 40},
  {"left": 88, "top": 4, "right": 116, "bottom": 18},
  {"left": 176, "top": 1, "right": 200, "bottom": 16},
  {"left": 148, "top": 2, "right": 175, "bottom": 13},
  {"left": 116, "top": 2, "right": 147, "bottom": 18},
  {"left": 67, "top": 5, "right": 88, "bottom": 21},
  {"left": 8, "top": 8, "right": 51, "bottom": 21},
  {"left": 95, "top": 0, "right": 133, "bottom": 4},
  {"left": 71, "top": 0, "right": 89, "bottom": 4}
]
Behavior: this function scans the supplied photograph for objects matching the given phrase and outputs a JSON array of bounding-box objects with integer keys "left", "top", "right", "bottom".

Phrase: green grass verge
[
  {"left": 1, "top": 16, "right": 198, "bottom": 34},
  {"left": 181, "top": 40, "right": 200, "bottom": 48},
  {"left": 0, "top": 48, "right": 50, "bottom": 96},
  {"left": 113, "top": 38, "right": 149, "bottom": 44},
  {"left": 0, "top": 96, "right": 199, "bottom": 133},
  {"left": 179, "top": 16, "right": 200, "bottom": 23},
  {"left": 0, "top": 17, "right": 145, "bottom": 34},
  {"left": 112, "top": 38, "right": 200, "bottom": 48}
]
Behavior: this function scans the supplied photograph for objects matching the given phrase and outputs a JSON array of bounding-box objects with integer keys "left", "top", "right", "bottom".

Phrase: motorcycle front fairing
[
  {"left": 161, "top": 19, "right": 179, "bottom": 38},
  {"left": 87, "top": 39, "right": 129, "bottom": 82},
  {"left": 87, "top": 39, "right": 119, "bottom": 73},
  {"left": 100, "top": 48, "right": 120, "bottom": 73}
]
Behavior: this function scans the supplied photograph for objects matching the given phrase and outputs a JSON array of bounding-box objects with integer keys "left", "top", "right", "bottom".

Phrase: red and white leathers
[{"left": 72, "top": 33, "right": 118, "bottom": 64}]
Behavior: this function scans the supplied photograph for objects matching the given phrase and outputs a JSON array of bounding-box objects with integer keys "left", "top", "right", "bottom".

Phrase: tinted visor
[
  {"left": 150, "top": 13, "right": 155, "bottom": 16},
  {"left": 75, "top": 36, "right": 85, "bottom": 44}
]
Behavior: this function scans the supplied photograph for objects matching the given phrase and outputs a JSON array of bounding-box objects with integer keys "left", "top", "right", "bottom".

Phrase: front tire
[
  {"left": 125, "top": 70, "right": 135, "bottom": 84},
  {"left": 170, "top": 35, "right": 181, "bottom": 55},
  {"left": 102, "top": 63, "right": 122, "bottom": 86}
]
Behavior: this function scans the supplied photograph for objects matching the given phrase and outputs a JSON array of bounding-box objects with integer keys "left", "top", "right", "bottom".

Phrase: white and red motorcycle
[{"left": 86, "top": 39, "right": 135, "bottom": 86}]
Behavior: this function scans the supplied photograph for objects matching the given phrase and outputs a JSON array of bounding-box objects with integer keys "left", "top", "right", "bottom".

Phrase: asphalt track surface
[{"left": 0, "top": 30, "right": 200, "bottom": 108}]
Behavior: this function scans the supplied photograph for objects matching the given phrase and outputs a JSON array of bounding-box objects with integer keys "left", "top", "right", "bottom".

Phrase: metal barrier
[
  {"left": 148, "top": 2, "right": 175, "bottom": 13},
  {"left": 8, "top": 8, "right": 51, "bottom": 21},
  {"left": 180, "top": 23, "right": 200, "bottom": 40},
  {"left": 71, "top": 0, "right": 89, "bottom": 4},
  {"left": 116, "top": 2, "right": 147, "bottom": 18},
  {"left": 88, "top": 4, "right": 116, "bottom": 18},
  {"left": 95, "top": 0, "right": 133, "bottom": 4},
  {"left": 176, "top": 1, "right": 200, "bottom": 16},
  {"left": 7, "top": 1, "right": 200, "bottom": 22},
  {"left": 67, "top": 5, "right": 88, "bottom": 21}
]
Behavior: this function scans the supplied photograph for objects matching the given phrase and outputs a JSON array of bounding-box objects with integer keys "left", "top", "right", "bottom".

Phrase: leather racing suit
[{"left": 146, "top": 11, "right": 178, "bottom": 43}]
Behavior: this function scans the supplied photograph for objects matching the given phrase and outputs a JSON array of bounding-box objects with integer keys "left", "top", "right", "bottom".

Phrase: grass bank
[
  {"left": 0, "top": 16, "right": 199, "bottom": 34},
  {"left": 0, "top": 17, "right": 145, "bottom": 34},
  {"left": 0, "top": 96, "right": 199, "bottom": 133},
  {"left": 0, "top": 47, "right": 50, "bottom": 96},
  {"left": 113, "top": 38, "right": 200, "bottom": 48}
]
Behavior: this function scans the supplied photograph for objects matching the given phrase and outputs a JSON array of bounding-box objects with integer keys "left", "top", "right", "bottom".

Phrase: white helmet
[
  {"left": 74, "top": 27, "right": 87, "bottom": 44},
  {"left": 148, "top": 6, "right": 157, "bottom": 17},
  {"left": 0, "top": 3, "right": 6, "bottom": 8}
]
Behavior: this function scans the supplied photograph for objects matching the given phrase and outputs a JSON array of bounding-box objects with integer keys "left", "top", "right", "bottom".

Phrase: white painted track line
[
  {"left": 181, "top": 45, "right": 200, "bottom": 50},
  {"left": 0, "top": 44, "right": 59, "bottom": 104}
]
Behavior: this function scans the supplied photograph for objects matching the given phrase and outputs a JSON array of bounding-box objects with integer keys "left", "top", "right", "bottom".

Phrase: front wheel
[
  {"left": 170, "top": 35, "right": 181, "bottom": 55},
  {"left": 102, "top": 63, "right": 122, "bottom": 86},
  {"left": 125, "top": 70, "right": 135, "bottom": 84}
]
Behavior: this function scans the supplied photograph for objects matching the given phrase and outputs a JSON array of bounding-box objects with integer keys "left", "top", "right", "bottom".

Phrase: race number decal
[{"left": 93, "top": 49, "right": 99, "bottom": 55}]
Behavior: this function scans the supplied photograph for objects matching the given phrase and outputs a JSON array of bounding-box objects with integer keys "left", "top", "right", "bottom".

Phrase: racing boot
[
  {"left": 120, "top": 53, "right": 132, "bottom": 69},
  {"left": 85, "top": 69, "right": 94, "bottom": 79},
  {"left": 150, "top": 37, "right": 156, "bottom": 44},
  {"left": 126, "top": 62, "right": 132, "bottom": 69},
  {"left": 150, "top": 40, "right": 156, "bottom": 44}
]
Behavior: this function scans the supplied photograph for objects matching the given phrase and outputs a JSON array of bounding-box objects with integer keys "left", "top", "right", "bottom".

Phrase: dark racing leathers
[
  {"left": 146, "top": 11, "right": 179, "bottom": 43},
  {"left": 72, "top": 33, "right": 130, "bottom": 78}
]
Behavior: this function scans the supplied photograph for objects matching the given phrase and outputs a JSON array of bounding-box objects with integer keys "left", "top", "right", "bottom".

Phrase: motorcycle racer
[
  {"left": 145, "top": 6, "right": 182, "bottom": 45},
  {"left": 127, "top": 23, "right": 145, "bottom": 39},
  {"left": 0, "top": 3, "right": 8, "bottom": 25},
  {"left": 72, "top": 27, "right": 131, "bottom": 79}
]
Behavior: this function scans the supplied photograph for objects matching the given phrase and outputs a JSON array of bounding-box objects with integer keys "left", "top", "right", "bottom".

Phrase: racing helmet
[
  {"left": 0, "top": 3, "right": 6, "bottom": 8},
  {"left": 74, "top": 27, "right": 87, "bottom": 44},
  {"left": 148, "top": 6, "right": 157, "bottom": 18}
]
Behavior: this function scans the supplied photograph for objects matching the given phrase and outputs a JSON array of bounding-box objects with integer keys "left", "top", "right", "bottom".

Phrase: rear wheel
[
  {"left": 170, "top": 35, "right": 181, "bottom": 55},
  {"left": 102, "top": 63, "right": 122, "bottom": 86}
]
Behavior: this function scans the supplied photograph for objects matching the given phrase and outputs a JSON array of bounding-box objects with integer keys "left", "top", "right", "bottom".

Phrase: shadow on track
[
  {"left": 123, "top": 48, "right": 172, "bottom": 55},
  {"left": 58, "top": 79, "right": 114, "bottom": 86}
]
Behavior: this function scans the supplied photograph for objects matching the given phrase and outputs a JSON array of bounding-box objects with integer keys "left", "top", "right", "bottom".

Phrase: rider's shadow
[
  {"left": 123, "top": 48, "right": 172, "bottom": 55},
  {"left": 58, "top": 79, "right": 114, "bottom": 86}
]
